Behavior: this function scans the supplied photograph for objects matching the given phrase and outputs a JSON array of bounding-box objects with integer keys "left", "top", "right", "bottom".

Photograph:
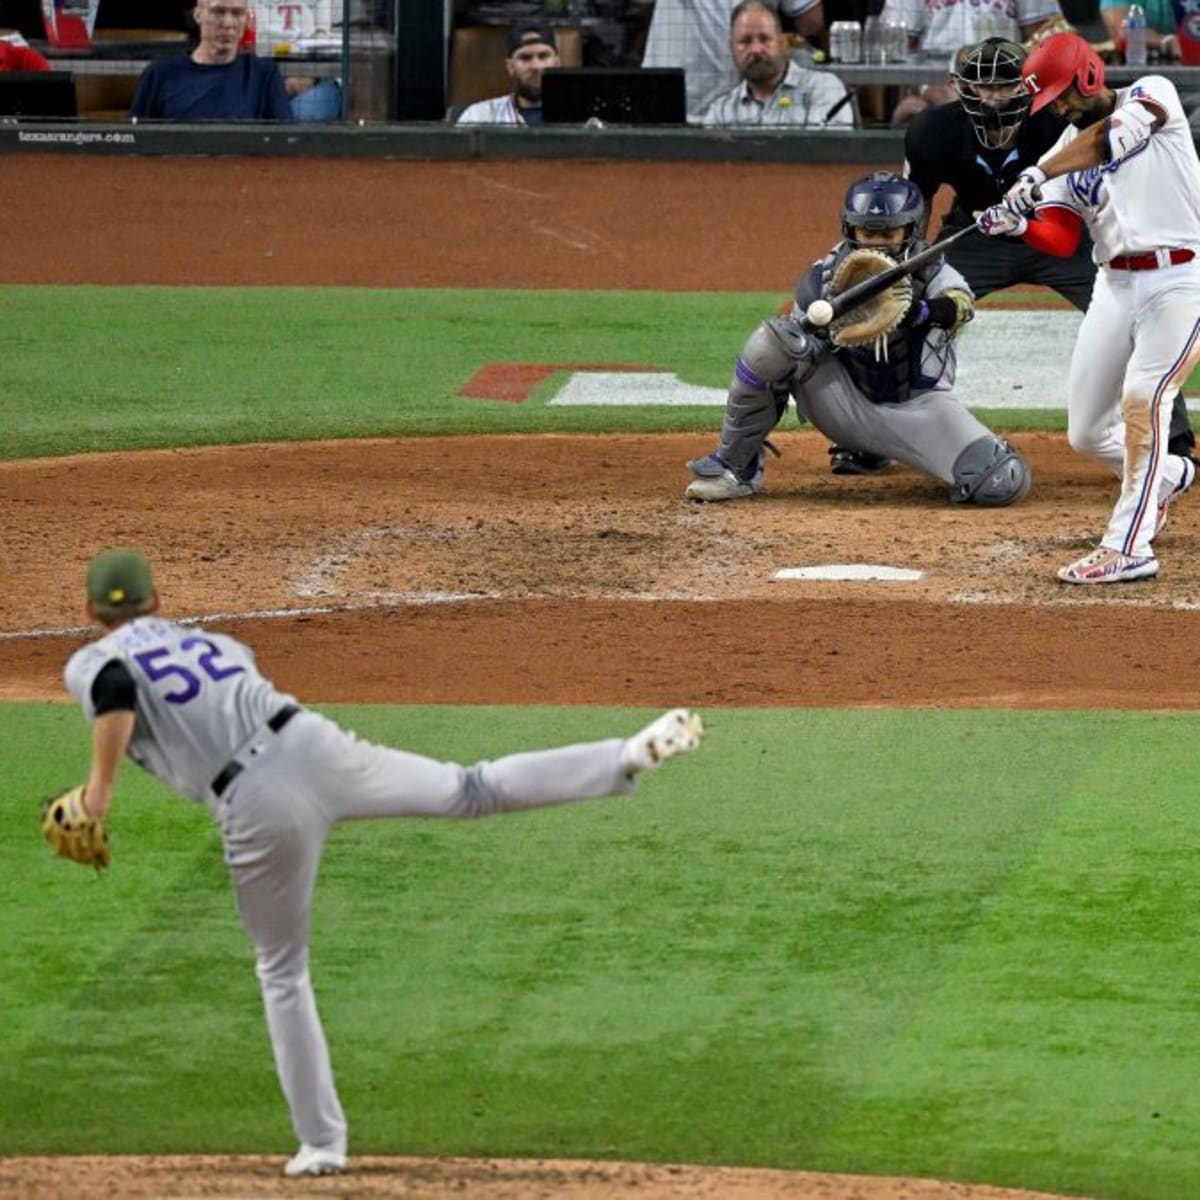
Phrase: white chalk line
[
  {"left": 0, "top": 593, "right": 489, "bottom": 642},
  {"left": 7, "top": 584, "right": 1199, "bottom": 643}
]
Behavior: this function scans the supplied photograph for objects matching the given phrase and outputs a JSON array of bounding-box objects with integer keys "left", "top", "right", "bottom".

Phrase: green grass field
[
  {"left": 4, "top": 284, "right": 1198, "bottom": 1200},
  {"left": 0, "top": 285, "right": 1097, "bottom": 461},
  {"left": 5, "top": 705, "right": 1200, "bottom": 1199}
]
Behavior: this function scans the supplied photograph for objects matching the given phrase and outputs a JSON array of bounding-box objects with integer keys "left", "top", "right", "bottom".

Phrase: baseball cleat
[
  {"left": 1155, "top": 454, "right": 1196, "bottom": 537},
  {"left": 284, "top": 1144, "right": 347, "bottom": 1177},
  {"left": 622, "top": 709, "right": 705, "bottom": 772},
  {"left": 685, "top": 469, "right": 763, "bottom": 502},
  {"left": 1057, "top": 547, "right": 1159, "bottom": 584},
  {"left": 687, "top": 451, "right": 728, "bottom": 478},
  {"left": 829, "top": 445, "right": 892, "bottom": 476}
]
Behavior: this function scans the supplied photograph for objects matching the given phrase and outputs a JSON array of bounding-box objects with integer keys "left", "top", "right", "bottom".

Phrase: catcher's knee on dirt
[{"left": 950, "top": 436, "right": 1031, "bottom": 507}]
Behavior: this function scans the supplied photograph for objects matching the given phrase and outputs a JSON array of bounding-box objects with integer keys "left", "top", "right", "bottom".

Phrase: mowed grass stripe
[
  {"left": 2, "top": 284, "right": 1179, "bottom": 461},
  {"left": 5, "top": 704, "right": 1200, "bottom": 1198}
]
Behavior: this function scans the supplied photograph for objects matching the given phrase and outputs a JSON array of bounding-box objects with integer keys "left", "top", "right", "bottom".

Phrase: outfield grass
[
  {"left": 0, "top": 285, "right": 1091, "bottom": 461},
  {"left": 5, "top": 703, "right": 1200, "bottom": 1200}
]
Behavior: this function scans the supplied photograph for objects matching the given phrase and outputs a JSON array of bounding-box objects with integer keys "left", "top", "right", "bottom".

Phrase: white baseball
[{"left": 806, "top": 299, "right": 835, "bottom": 327}]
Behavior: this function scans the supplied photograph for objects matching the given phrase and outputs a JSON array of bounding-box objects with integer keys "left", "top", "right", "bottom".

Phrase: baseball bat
[{"left": 801, "top": 221, "right": 982, "bottom": 330}]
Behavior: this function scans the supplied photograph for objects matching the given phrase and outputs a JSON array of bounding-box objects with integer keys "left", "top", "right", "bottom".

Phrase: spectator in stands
[
  {"left": 641, "top": 0, "right": 824, "bottom": 121},
  {"left": 130, "top": 0, "right": 291, "bottom": 121},
  {"left": 882, "top": 0, "right": 1065, "bottom": 60},
  {"left": 455, "top": 21, "right": 559, "bottom": 125},
  {"left": 251, "top": 0, "right": 343, "bottom": 121},
  {"left": 884, "top": 0, "right": 1067, "bottom": 125},
  {"left": 1099, "top": 0, "right": 1181, "bottom": 59},
  {"left": 700, "top": 0, "right": 851, "bottom": 124},
  {"left": 0, "top": 29, "right": 49, "bottom": 70}
]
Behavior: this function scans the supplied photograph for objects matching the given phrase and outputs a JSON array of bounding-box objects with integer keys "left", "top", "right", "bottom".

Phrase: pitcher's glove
[
  {"left": 41, "top": 786, "right": 110, "bottom": 871},
  {"left": 827, "top": 248, "right": 914, "bottom": 361}
]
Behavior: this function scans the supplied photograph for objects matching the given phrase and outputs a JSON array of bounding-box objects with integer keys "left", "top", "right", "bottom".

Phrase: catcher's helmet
[
  {"left": 953, "top": 36, "right": 1031, "bottom": 148},
  {"left": 842, "top": 171, "right": 924, "bottom": 256},
  {"left": 1022, "top": 31, "right": 1105, "bottom": 114}
]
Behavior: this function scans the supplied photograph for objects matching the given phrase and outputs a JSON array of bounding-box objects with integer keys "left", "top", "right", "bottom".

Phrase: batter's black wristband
[{"left": 925, "top": 297, "right": 959, "bottom": 329}]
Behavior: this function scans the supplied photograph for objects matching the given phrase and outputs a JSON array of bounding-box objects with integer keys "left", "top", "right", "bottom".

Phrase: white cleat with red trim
[{"left": 1057, "top": 547, "right": 1159, "bottom": 584}]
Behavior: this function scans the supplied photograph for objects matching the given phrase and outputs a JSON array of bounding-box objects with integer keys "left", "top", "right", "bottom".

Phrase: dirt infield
[
  {"left": 2, "top": 431, "right": 1198, "bottom": 712},
  {"left": 0, "top": 154, "right": 1176, "bottom": 1200}
]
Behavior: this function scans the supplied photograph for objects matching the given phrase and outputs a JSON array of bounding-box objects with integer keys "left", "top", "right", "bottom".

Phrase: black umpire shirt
[{"left": 903, "top": 101, "right": 1070, "bottom": 230}]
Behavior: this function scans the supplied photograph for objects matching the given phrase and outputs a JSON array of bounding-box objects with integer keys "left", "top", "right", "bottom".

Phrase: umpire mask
[{"left": 953, "top": 37, "right": 1031, "bottom": 149}]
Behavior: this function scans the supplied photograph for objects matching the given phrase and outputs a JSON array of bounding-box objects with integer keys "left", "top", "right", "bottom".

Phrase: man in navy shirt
[{"left": 130, "top": 0, "right": 291, "bottom": 121}]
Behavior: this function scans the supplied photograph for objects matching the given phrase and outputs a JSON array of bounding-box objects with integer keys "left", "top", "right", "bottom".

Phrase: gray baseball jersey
[
  {"left": 65, "top": 615, "right": 636, "bottom": 1158},
  {"left": 66, "top": 617, "right": 292, "bottom": 805}
]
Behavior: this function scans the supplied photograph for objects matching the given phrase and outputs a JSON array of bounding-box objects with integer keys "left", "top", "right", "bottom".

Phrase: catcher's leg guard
[
  {"left": 712, "top": 320, "right": 814, "bottom": 473},
  {"left": 950, "top": 436, "right": 1032, "bottom": 507}
]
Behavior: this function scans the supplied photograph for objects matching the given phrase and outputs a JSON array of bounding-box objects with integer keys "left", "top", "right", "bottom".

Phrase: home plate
[{"left": 774, "top": 565, "right": 925, "bottom": 582}]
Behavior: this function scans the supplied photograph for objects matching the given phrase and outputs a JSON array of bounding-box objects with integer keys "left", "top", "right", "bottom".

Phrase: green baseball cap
[{"left": 86, "top": 549, "right": 154, "bottom": 609}]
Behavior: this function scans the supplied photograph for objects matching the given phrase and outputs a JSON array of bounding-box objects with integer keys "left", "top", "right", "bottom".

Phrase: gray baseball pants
[{"left": 211, "top": 710, "right": 634, "bottom": 1154}]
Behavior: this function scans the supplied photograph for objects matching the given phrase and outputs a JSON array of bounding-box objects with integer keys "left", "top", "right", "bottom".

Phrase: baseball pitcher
[{"left": 46, "top": 549, "right": 705, "bottom": 1177}]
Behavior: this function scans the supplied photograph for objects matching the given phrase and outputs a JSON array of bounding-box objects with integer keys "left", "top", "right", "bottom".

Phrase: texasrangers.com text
[{"left": 16, "top": 129, "right": 135, "bottom": 145}]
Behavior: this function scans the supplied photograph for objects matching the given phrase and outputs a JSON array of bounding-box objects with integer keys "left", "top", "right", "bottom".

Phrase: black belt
[{"left": 211, "top": 704, "right": 301, "bottom": 798}]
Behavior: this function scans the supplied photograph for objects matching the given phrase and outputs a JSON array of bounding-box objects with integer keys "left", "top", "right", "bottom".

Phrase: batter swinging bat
[{"left": 803, "top": 222, "right": 982, "bottom": 330}]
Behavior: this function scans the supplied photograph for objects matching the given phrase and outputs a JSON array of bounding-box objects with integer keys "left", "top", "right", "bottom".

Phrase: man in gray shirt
[{"left": 700, "top": 0, "right": 852, "bottom": 126}]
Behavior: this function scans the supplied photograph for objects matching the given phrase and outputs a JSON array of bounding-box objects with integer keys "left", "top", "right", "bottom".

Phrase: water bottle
[
  {"left": 883, "top": 15, "right": 908, "bottom": 61},
  {"left": 863, "top": 15, "right": 886, "bottom": 65},
  {"left": 1125, "top": 3, "right": 1148, "bottom": 65}
]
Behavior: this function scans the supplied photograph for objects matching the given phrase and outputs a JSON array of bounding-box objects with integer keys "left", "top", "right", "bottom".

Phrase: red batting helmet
[{"left": 1021, "top": 32, "right": 1105, "bottom": 114}]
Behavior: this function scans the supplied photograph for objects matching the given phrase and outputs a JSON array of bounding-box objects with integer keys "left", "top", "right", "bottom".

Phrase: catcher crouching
[{"left": 686, "top": 170, "right": 1031, "bottom": 506}]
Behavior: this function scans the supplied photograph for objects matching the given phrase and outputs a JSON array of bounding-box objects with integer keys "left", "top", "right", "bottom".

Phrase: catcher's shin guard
[
  {"left": 950, "top": 436, "right": 1031, "bottom": 506},
  {"left": 710, "top": 322, "right": 797, "bottom": 476}
]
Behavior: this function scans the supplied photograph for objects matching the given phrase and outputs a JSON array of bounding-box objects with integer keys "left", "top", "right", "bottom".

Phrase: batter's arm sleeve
[{"left": 1024, "top": 205, "right": 1083, "bottom": 257}]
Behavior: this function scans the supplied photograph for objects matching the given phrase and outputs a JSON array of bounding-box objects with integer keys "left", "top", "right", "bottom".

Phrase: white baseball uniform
[
  {"left": 65, "top": 615, "right": 642, "bottom": 1159},
  {"left": 253, "top": 0, "right": 341, "bottom": 50},
  {"left": 1034, "top": 75, "right": 1200, "bottom": 559}
]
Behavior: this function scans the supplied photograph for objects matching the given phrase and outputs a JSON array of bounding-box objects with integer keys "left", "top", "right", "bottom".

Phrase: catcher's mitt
[
  {"left": 827, "top": 247, "right": 914, "bottom": 361},
  {"left": 41, "top": 786, "right": 110, "bottom": 871}
]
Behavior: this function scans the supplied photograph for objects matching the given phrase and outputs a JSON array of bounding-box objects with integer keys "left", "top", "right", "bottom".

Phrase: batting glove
[
  {"left": 977, "top": 204, "right": 1028, "bottom": 239},
  {"left": 1002, "top": 166, "right": 1047, "bottom": 216}
]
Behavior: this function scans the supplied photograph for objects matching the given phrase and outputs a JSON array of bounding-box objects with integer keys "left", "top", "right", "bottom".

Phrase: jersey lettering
[{"left": 132, "top": 638, "right": 246, "bottom": 705}]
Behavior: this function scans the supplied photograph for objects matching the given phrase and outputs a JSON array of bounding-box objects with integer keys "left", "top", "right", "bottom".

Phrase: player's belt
[
  {"left": 1106, "top": 248, "right": 1195, "bottom": 271},
  {"left": 211, "top": 704, "right": 302, "bottom": 798}
]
